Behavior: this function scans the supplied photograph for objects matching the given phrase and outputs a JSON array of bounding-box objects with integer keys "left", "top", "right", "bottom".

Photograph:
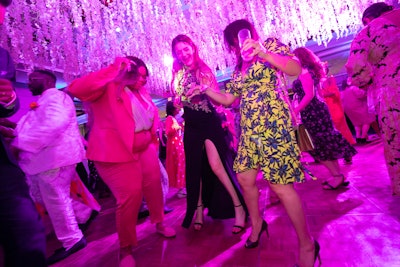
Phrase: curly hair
[{"left": 293, "top": 47, "right": 325, "bottom": 82}]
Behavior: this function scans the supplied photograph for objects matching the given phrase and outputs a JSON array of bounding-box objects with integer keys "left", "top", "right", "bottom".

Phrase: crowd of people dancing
[{"left": 1, "top": 1, "right": 399, "bottom": 267}]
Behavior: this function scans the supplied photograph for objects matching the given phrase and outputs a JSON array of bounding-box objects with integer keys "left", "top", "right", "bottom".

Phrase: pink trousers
[{"left": 95, "top": 132, "right": 164, "bottom": 248}]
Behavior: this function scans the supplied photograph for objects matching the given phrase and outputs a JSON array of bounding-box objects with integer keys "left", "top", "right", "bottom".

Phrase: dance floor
[{"left": 39, "top": 138, "right": 400, "bottom": 267}]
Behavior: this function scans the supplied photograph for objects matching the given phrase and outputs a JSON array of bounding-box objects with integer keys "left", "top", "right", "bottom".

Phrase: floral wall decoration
[{"left": 0, "top": 0, "right": 387, "bottom": 96}]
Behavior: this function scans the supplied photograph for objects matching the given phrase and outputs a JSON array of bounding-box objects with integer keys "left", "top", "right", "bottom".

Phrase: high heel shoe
[
  {"left": 314, "top": 240, "right": 321, "bottom": 266},
  {"left": 322, "top": 174, "right": 350, "bottom": 190},
  {"left": 294, "top": 240, "right": 321, "bottom": 267},
  {"left": 245, "top": 220, "right": 269, "bottom": 249},
  {"left": 194, "top": 204, "right": 203, "bottom": 231},
  {"left": 232, "top": 204, "right": 246, "bottom": 234}
]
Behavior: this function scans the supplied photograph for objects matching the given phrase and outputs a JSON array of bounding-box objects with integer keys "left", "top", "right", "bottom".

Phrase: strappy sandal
[
  {"left": 322, "top": 174, "right": 350, "bottom": 190},
  {"left": 232, "top": 225, "right": 245, "bottom": 234},
  {"left": 194, "top": 222, "right": 203, "bottom": 231},
  {"left": 232, "top": 204, "right": 246, "bottom": 234},
  {"left": 194, "top": 204, "right": 203, "bottom": 231}
]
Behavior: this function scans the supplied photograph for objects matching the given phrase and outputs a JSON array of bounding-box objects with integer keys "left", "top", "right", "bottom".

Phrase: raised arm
[
  {"left": 242, "top": 38, "right": 301, "bottom": 76},
  {"left": 68, "top": 57, "right": 132, "bottom": 102}
]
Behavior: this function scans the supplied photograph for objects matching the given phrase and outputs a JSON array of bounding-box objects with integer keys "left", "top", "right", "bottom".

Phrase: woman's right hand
[
  {"left": 186, "top": 83, "right": 207, "bottom": 99},
  {"left": 113, "top": 57, "right": 135, "bottom": 82}
]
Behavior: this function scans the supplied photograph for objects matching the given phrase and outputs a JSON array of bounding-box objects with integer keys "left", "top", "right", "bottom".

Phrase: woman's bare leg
[
  {"left": 269, "top": 183, "right": 314, "bottom": 267},
  {"left": 204, "top": 140, "right": 246, "bottom": 231},
  {"left": 361, "top": 124, "right": 370, "bottom": 139},
  {"left": 237, "top": 169, "right": 263, "bottom": 242},
  {"left": 194, "top": 182, "right": 203, "bottom": 230}
]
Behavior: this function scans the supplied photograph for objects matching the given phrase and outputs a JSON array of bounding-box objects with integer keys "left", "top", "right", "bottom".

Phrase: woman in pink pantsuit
[{"left": 68, "top": 56, "right": 176, "bottom": 267}]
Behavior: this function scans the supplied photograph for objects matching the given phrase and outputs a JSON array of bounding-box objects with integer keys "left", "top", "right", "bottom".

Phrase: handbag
[
  {"left": 295, "top": 124, "right": 315, "bottom": 152},
  {"left": 275, "top": 73, "right": 315, "bottom": 152}
]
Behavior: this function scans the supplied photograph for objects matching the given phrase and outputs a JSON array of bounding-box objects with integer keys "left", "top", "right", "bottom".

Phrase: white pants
[
  {"left": 29, "top": 165, "right": 91, "bottom": 249},
  {"left": 159, "top": 159, "right": 169, "bottom": 203}
]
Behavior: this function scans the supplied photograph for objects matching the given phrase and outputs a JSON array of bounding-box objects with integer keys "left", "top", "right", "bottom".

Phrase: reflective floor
[
  {"left": 4, "top": 88, "right": 400, "bottom": 267},
  {"left": 40, "top": 137, "right": 400, "bottom": 267}
]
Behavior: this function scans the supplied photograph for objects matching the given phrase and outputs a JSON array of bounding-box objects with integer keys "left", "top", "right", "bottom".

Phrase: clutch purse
[{"left": 295, "top": 124, "right": 315, "bottom": 152}]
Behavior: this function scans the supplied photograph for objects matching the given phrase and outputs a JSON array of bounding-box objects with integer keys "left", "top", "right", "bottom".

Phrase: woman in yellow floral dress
[{"left": 187, "top": 19, "right": 319, "bottom": 267}]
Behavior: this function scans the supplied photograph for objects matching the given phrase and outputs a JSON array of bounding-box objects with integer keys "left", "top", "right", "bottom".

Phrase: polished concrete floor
[{"left": 41, "top": 137, "right": 400, "bottom": 267}]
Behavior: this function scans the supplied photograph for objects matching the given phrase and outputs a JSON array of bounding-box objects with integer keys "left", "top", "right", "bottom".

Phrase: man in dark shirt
[{"left": 0, "top": 1, "right": 47, "bottom": 266}]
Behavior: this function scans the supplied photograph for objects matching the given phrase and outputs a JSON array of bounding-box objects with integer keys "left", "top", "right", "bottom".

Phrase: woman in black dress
[
  {"left": 171, "top": 34, "right": 247, "bottom": 233},
  {"left": 292, "top": 47, "right": 357, "bottom": 189}
]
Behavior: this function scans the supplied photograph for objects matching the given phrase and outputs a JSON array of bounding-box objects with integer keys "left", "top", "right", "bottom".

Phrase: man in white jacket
[{"left": 12, "top": 70, "right": 89, "bottom": 265}]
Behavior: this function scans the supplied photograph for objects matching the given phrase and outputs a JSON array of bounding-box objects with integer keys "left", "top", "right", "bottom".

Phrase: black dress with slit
[{"left": 175, "top": 68, "right": 247, "bottom": 228}]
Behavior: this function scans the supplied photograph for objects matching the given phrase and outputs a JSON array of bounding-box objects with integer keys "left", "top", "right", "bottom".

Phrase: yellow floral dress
[{"left": 226, "top": 38, "right": 304, "bottom": 184}]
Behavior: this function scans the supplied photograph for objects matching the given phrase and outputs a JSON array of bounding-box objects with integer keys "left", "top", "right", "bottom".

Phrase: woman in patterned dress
[
  {"left": 292, "top": 47, "right": 357, "bottom": 189},
  {"left": 171, "top": 34, "right": 247, "bottom": 233},
  {"left": 165, "top": 101, "right": 186, "bottom": 197},
  {"left": 188, "top": 19, "right": 319, "bottom": 267},
  {"left": 346, "top": 2, "right": 400, "bottom": 195}
]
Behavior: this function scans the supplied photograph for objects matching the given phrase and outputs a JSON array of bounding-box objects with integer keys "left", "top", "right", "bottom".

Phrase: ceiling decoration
[{"left": 0, "top": 0, "right": 384, "bottom": 96}]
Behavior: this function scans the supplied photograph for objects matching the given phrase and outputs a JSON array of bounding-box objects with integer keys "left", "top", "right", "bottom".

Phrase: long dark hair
[
  {"left": 166, "top": 101, "right": 176, "bottom": 116},
  {"left": 223, "top": 19, "right": 259, "bottom": 70},
  {"left": 293, "top": 47, "right": 325, "bottom": 82}
]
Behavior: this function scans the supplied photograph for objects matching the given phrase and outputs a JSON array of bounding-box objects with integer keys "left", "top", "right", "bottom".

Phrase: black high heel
[
  {"left": 322, "top": 174, "right": 350, "bottom": 190},
  {"left": 232, "top": 204, "right": 246, "bottom": 234},
  {"left": 193, "top": 204, "right": 203, "bottom": 231},
  {"left": 314, "top": 240, "right": 321, "bottom": 266},
  {"left": 245, "top": 220, "right": 269, "bottom": 249},
  {"left": 294, "top": 240, "right": 321, "bottom": 267}
]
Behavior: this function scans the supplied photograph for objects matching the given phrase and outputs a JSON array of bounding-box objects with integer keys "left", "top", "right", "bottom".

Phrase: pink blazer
[{"left": 68, "top": 64, "right": 159, "bottom": 163}]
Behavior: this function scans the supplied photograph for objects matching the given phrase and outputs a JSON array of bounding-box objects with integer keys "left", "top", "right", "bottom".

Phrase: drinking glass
[{"left": 238, "top": 29, "right": 251, "bottom": 48}]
